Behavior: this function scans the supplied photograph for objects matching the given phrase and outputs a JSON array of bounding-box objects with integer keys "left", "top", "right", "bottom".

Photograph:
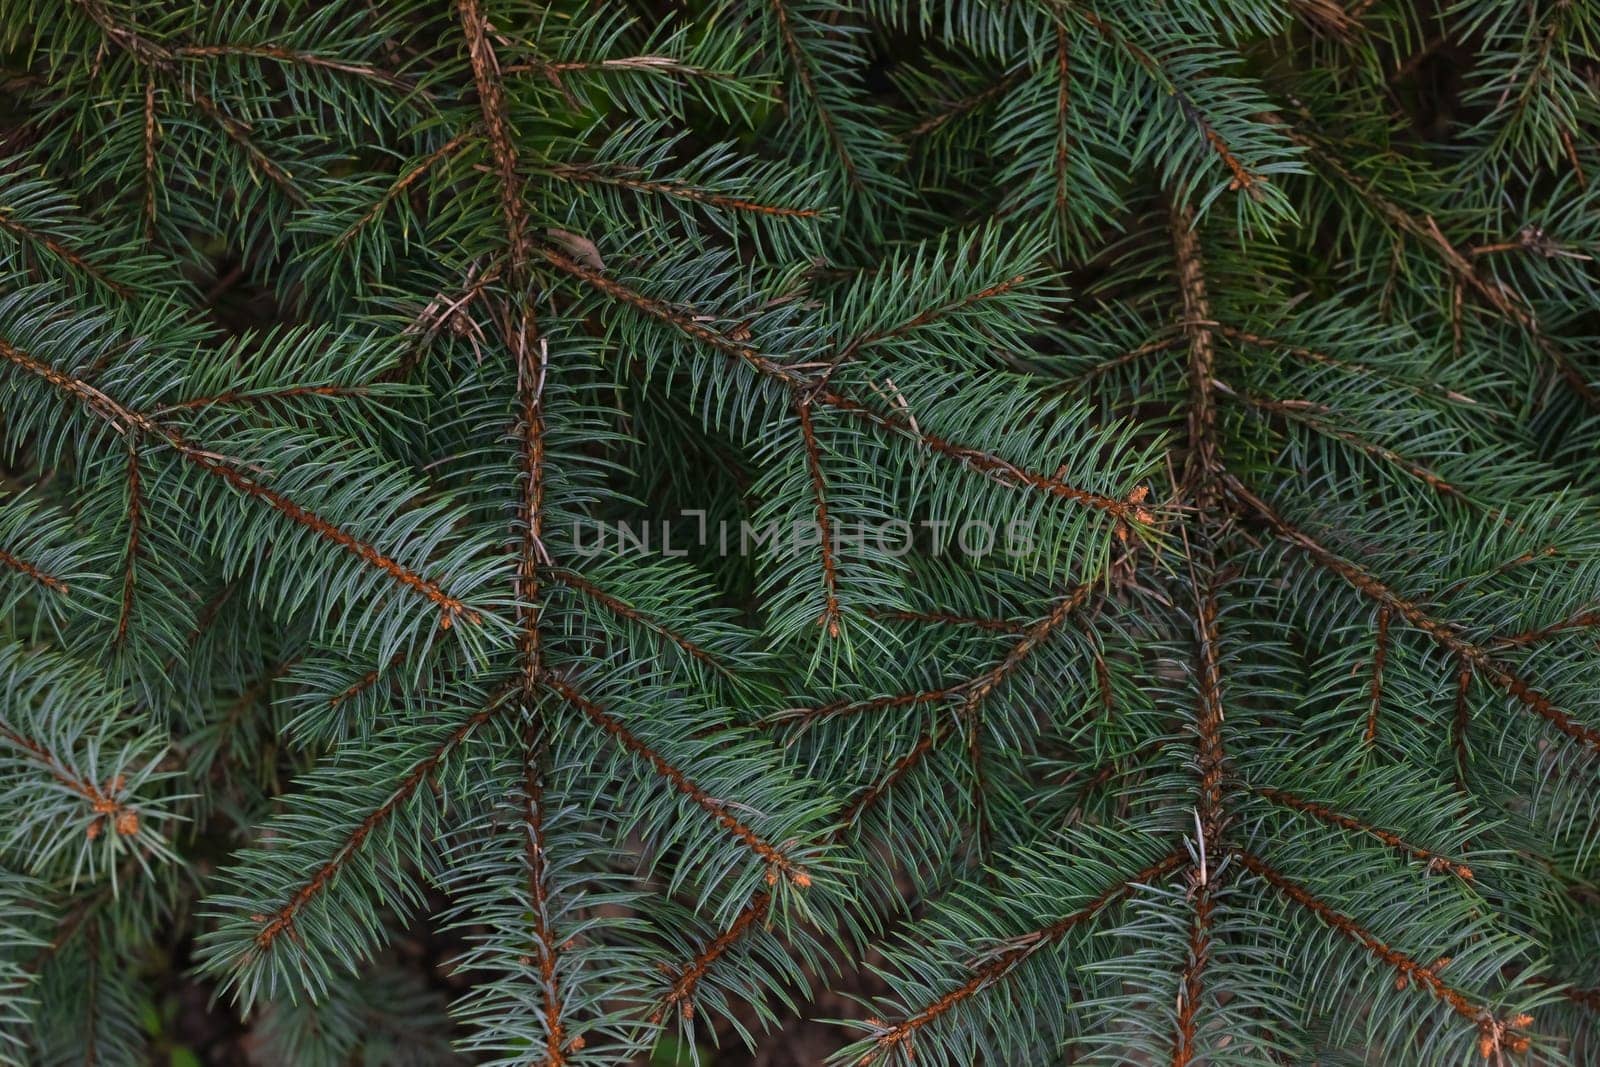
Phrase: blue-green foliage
[{"left": 0, "top": 1, "right": 1597, "bottom": 1064}]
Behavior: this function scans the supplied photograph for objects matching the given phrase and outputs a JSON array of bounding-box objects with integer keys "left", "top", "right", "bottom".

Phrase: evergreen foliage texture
[{"left": 1, "top": 1, "right": 1599, "bottom": 1064}]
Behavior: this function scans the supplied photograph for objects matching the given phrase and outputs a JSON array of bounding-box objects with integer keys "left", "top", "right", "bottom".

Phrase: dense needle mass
[{"left": 0, "top": 2, "right": 1597, "bottom": 1065}]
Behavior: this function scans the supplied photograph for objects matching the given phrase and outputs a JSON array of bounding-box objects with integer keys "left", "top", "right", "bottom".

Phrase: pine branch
[
  {"left": 1174, "top": 869, "right": 1215, "bottom": 1067},
  {"left": 539, "top": 246, "right": 1144, "bottom": 521},
  {"left": 69, "top": 0, "right": 304, "bottom": 203},
  {"left": 863, "top": 606, "right": 1024, "bottom": 634},
  {"left": 159, "top": 383, "right": 377, "bottom": 413},
  {"left": 1052, "top": 27, "right": 1074, "bottom": 227},
  {"left": 173, "top": 44, "right": 413, "bottom": 90},
  {"left": 1454, "top": 661, "right": 1473, "bottom": 791},
  {"left": 1215, "top": 326, "right": 1485, "bottom": 410},
  {"left": 0, "top": 211, "right": 132, "bottom": 298},
  {"left": 769, "top": 0, "right": 858, "bottom": 188},
  {"left": 906, "top": 73, "right": 1020, "bottom": 138},
  {"left": 334, "top": 130, "right": 475, "bottom": 250},
  {"left": 113, "top": 443, "right": 141, "bottom": 647},
  {"left": 777, "top": 579, "right": 1097, "bottom": 731},
  {"left": 546, "top": 164, "right": 824, "bottom": 218},
  {"left": 520, "top": 717, "right": 569, "bottom": 1066},
  {"left": 837, "top": 723, "right": 947, "bottom": 828},
  {"left": 141, "top": 76, "right": 158, "bottom": 237},
  {"left": 1073, "top": 9, "right": 1268, "bottom": 198},
  {"left": 811, "top": 388, "right": 1141, "bottom": 520},
  {"left": 1223, "top": 389, "right": 1474, "bottom": 505},
  {"left": 1078, "top": 335, "right": 1184, "bottom": 384},
  {"left": 1492, "top": 608, "right": 1600, "bottom": 649},
  {"left": 536, "top": 245, "right": 804, "bottom": 385},
  {"left": 1171, "top": 204, "right": 1220, "bottom": 499},
  {"left": 1173, "top": 567, "right": 1229, "bottom": 1064},
  {"left": 1288, "top": 125, "right": 1599, "bottom": 410},
  {"left": 654, "top": 890, "right": 771, "bottom": 1023},
  {"left": 795, "top": 398, "right": 843, "bottom": 638},
  {"left": 1228, "top": 390, "right": 1478, "bottom": 508},
  {"left": 0, "top": 723, "right": 138, "bottom": 840},
  {"left": 325, "top": 652, "right": 406, "bottom": 710}
]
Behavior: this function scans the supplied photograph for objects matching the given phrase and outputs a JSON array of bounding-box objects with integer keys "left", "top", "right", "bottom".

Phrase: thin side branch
[
  {"left": 0, "top": 546, "right": 68, "bottom": 595},
  {"left": 0, "top": 213, "right": 132, "bottom": 297},
  {"left": 546, "top": 164, "right": 823, "bottom": 218},
  {"left": 1, "top": 338, "right": 478, "bottom": 627},
  {"left": 1367, "top": 607, "right": 1389, "bottom": 746},
  {"left": 1251, "top": 786, "right": 1473, "bottom": 879},
  {"left": 653, "top": 891, "right": 772, "bottom": 1023},
  {"left": 1170, "top": 205, "right": 1220, "bottom": 499},
  {"left": 541, "top": 673, "right": 811, "bottom": 887},
  {"left": 1492, "top": 608, "right": 1600, "bottom": 649},
  {"left": 1228, "top": 476, "right": 1600, "bottom": 755},
  {"left": 115, "top": 443, "right": 142, "bottom": 646},
  {"left": 334, "top": 130, "right": 474, "bottom": 249},
  {"left": 252, "top": 691, "right": 512, "bottom": 950},
  {"left": 0, "top": 723, "right": 139, "bottom": 838},
  {"left": 796, "top": 398, "right": 842, "bottom": 638},
  {"left": 538, "top": 248, "right": 1140, "bottom": 521},
  {"left": 864, "top": 852, "right": 1183, "bottom": 1061},
  {"left": 1238, "top": 851, "right": 1531, "bottom": 1056},
  {"left": 549, "top": 569, "right": 737, "bottom": 678},
  {"left": 770, "top": 0, "right": 858, "bottom": 186}
]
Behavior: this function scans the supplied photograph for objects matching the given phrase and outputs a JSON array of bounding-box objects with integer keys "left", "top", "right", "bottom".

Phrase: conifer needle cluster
[{"left": 1, "top": 1, "right": 1598, "bottom": 1064}]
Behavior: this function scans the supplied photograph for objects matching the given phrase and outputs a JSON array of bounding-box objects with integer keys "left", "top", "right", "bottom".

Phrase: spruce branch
[
  {"left": 860, "top": 851, "right": 1184, "bottom": 1063},
  {"left": 1237, "top": 851, "right": 1534, "bottom": 1058},
  {"left": 333, "top": 130, "right": 476, "bottom": 251},
  {"left": 1228, "top": 476, "right": 1600, "bottom": 755},
  {"left": 540, "top": 673, "right": 812, "bottom": 887},
  {"left": 0, "top": 209, "right": 132, "bottom": 298},
  {"left": 0, "top": 546, "right": 69, "bottom": 595},
  {"left": 0, "top": 337, "right": 480, "bottom": 630},
  {"left": 548, "top": 569, "right": 740, "bottom": 680},
  {"left": 68, "top": 0, "right": 304, "bottom": 204},
  {"left": 1250, "top": 786, "right": 1475, "bottom": 881},
  {"left": 247, "top": 688, "right": 514, "bottom": 954}
]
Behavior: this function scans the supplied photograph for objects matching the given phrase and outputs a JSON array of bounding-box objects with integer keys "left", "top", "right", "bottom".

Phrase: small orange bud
[
  {"left": 114, "top": 809, "right": 139, "bottom": 836},
  {"left": 568, "top": 1036, "right": 586, "bottom": 1052},
  {"left": 85, "top": 817, "right": 103, "bottom": 840},
  {"left": 792, "top": 871, "right": 812, "bottom": 888}
]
